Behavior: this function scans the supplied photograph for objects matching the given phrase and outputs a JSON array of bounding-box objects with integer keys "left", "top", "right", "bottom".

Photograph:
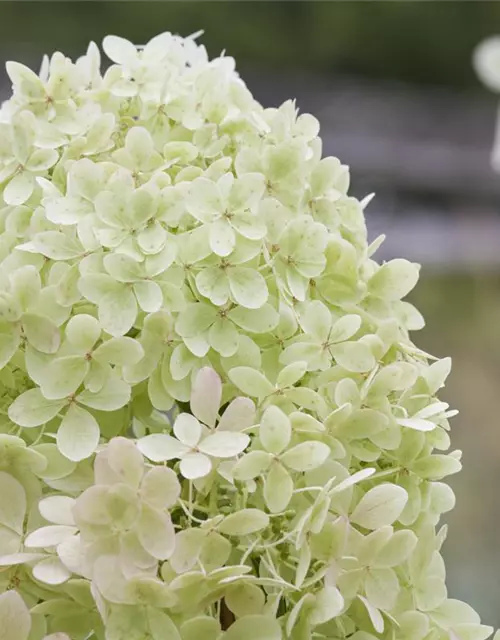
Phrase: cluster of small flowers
[{"left": 0, "top": 32, "right": 490, "bottom": 640}]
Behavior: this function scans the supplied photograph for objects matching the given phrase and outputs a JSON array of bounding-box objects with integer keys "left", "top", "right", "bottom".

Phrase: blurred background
[{"left": 1, "top": 0, "right": 500, "bottom": 625}]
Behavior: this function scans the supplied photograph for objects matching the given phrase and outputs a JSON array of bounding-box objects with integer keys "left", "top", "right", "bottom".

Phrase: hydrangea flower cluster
[{"left": 0, "top": 31, "right": 491, "bottom": 640}]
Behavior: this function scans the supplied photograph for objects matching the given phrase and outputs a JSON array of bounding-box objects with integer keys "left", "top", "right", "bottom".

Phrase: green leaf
[
  {"left": 22, "top": 312, "right": 60, "bottom": 354},
  {"left": 228, "top": 367, "right": 274, "bottom": 398},
  {"left": 8, "top": 388, "right": 65, "bottom": 428},
  {"left": 281, "top": 441, "right": 330, "bottom": 472},
  {"left": 223, "top": 615, "right": 281, "bottom": 640},
  {"left": 351, "top": 484, "right": 408, "bottom": 529},
  {"left": 218, "top": 509, "right": 270, "bottom": 536},
  {"left": 57, "top": 404, "right": 100, "bottom": 461},
  {"left": 0, "top": 590, "right": 31, "bottom": 640}
]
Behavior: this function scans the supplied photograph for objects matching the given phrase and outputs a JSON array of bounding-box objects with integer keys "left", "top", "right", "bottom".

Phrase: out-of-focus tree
[{"left": 2, "top": 2, "right": 500, "bottom": 88}]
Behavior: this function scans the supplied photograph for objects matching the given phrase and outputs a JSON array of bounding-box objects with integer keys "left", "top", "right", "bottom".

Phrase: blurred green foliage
[{"left": 1, "top": 1, "right": 500, "bottom": 89}]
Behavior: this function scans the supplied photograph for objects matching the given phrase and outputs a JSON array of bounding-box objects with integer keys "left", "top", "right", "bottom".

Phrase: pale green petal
[
  {"left": 368, "top": 259, "right": 420, "bottom": 301},
  {"left": 32, "top": 556, "right": 71, "bottom": 585},
  {"left": 170, "top": 344, "right": 198, "bottom": 381},
  {"left": 31, "top": 231, "right": 85, "bottom": 260},
  {"left": 310, "top": 586, "right": 344, "bottom": 625},
  {"left": 198, "top": 431, "right": 249, "bottom": 458},
  {"left": 0, "top": 590, "right": 32, "bottom": 640},
  {"left": 8, "top": 388, "right": 65, "bottom": 428},
  {"left": 0, "top": 322, "right": 21, "bottom": 369},
  {"left": 78, "top": 376, "right": 130, "bottom": 411},
  {"left": 209, "top": 317, "right": 239, "bottom": 357},
  {"left": 260, "top": 405, "right": 291, "bottom": 455},
  {"left": 209, "top": 219, "right": 236, "bottom": 257},
  {"left": 351, "top": 484, "right": 408, "bottom": 529},
  {"left": 228, "top": 367, "right": 274, "bottom": 398},
  {"left": 169, "top": 529, "right": 206, "bottom": 574},
  {"left": 137, "top": 504, "right": 175, "bottom": 560},
  {"left": 186, "top": 177, "right": 222, "bottom": 222},
  {"left": 41, "top": 356, "right": 89, "bottom": 400},
  {"left": 140, "top": 467, "right": 180, "bottom": 510},
  {"left": 218, "top": 509, "right": 269, "bottom": 536},
  {"left": 180, "top": 617, "right": 221, "bottom": 640},
  {"left": 228, "top": 304, "right": 279, "bottom": 333},
  {"left": 179, "top": 452, "right": 212, "bottom": 479},
  {"left": 281, "top": 441, "right": 330, "bottom": 472},
  {"left": 25, "top": 525, "right": 77, "bottom": 548},
  {"left": 277, "top": 361, "right": 308, "bottom": 388},
  {"left": 0, "top": 471, "right": 26, "bottom": 534},
  {"left": 33, "top": 443, "right": 76, "bottom": 480},
  {"left": 298, "top": 300, "right": 331, "bottom": 342},
  {"left": 190, "top": 366, "right": 222, "bottom": 428},
  {"left": 228, "top": 266, "right": 268, "bottom": 309},
  {"left": 57, "top": 404, "right": 100, "bottom": 462},
  {"left": 133, "top": 281, "right": 163, "bottom": 313},
  {"left": 4, "top": 171, "right": 34, "bottom": 206},
  {"left": 232, "top": 451, "right": 273, "bottom": 481},
  {"left": 223, "top": 615, "right": 281, "bottom": 640},
  {"left": 65, "top": 314, "right": 100, "bottom": 353},
  {"left": 137, "top": 434, "right": 189, "bottom": 462},
  {"left": 93, "top": 336, "right": 144, "bottom": 366},
  {"left": 226, "top": 582, "right": 265, "bottom": 618},
  {"left": 175, "top": 303, "right": 217, "bottom": 338},
  {"left": 264, "top": 462, "right": 293, "bottom": 513},
  {"left": 218, "top": 397, "right": 256, "bottom": 432},
  {"left": 38, "top": 496, "right": 76, "bottom": 526},
  {"left": 330, "top": 341, "right": 375, "bottom": 373},
  {"left": 196, "top": 267, "right": 229, "bottom": 306},
  {"left": 174, "top": 413, "right": 202, "bottom": 447},
  {"left": 22, "top": 312, "right": 60, "bottom": 354}
]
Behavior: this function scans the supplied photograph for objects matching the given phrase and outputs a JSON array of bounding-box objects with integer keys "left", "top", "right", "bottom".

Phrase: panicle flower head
[{"left": 0, "top": 31, "right": 490, "bottom": 640}]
